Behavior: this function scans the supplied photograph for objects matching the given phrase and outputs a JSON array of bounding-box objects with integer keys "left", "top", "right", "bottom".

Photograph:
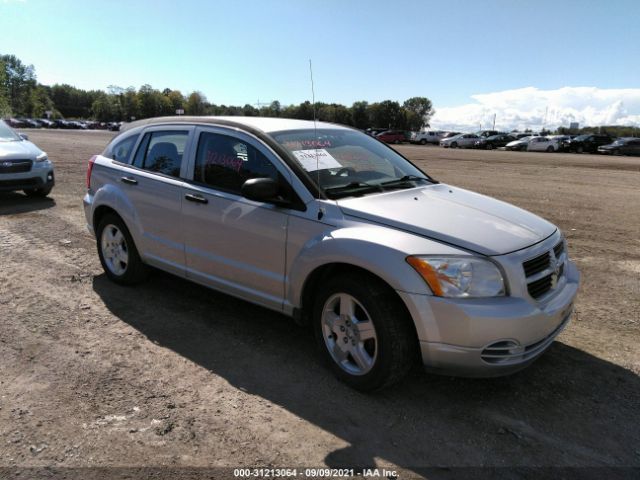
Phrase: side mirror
[
  {"left": 19, "top": 133, "right": 29, "bottom": 141},
  {"left": 241, "top": 177, "right": 286, "bottom": 204}
]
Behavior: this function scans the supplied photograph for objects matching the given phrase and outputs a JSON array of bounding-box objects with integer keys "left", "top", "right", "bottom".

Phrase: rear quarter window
[{"left": 106, "top": 134, "right": 139, "bottom": 164}]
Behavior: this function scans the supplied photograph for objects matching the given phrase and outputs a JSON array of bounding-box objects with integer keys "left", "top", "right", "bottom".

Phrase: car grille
[
  {"left": 522, "top": 240, "right": 566, "bottom": 300},
  {"left": 0, "top": 159, "right": 32, "bottom": 173},
  {"left": 480, "top": 309, "right": 572, "bottom": 364}
]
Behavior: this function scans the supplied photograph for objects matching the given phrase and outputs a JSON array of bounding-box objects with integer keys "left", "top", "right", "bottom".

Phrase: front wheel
[
  {"left": 313, "top": 273, "right": 417, "bottom": 391},
  {"left": 97, "top": 213, "right": 148, "bottom": 285},
  {"left": 419, "top": 139, "right": 427, "bottom": 145},
  {"left": 451, "top": 142, "right": 458, "bottom": 148},
  {"left": 546, "top": 146, "right": 554, "bottom": 152}
]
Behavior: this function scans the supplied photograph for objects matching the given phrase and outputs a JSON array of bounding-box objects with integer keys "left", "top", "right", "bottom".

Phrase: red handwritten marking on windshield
[
  {"left": 283, "top": 140, "right": 333, "bottom": 150},
  {"left": 206, "top": 150, "right": 243, "bottom": 172}
]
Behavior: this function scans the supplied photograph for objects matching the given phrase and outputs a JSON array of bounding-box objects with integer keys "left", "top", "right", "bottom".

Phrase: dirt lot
[{"left": 1, "top": 130, "right": 638, "bottom": 478}]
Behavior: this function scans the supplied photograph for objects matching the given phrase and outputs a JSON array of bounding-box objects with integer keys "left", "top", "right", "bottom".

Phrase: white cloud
[{"left": 431, "top": 87, "right": 640, "bottom": 132}]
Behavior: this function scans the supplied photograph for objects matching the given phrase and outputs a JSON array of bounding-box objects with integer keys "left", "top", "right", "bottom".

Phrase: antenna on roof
[{"left": 309, "top": 59, "right": 324, "bottom": 220}]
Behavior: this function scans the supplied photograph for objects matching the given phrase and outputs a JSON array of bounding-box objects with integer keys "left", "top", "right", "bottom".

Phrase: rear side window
[
  {"left": 132, "top": 131, "right": 188, "bottom": 178},
  {"left": 193, "top": 132, "right": 279, "bottom": 194},
  {"left": 109, "top": 135, "right": 138, "bottom": 164}
]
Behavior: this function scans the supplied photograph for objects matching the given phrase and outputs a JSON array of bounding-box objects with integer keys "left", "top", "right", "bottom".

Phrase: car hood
[
  {"left": 337, "top": 183, "right": 556, "bottom": 255},
  {"left": 0, "top": 140, "right": 43, "bottom": 159},
  {"left": 506, "top": 139, "right": 527, "bottom": 146}
]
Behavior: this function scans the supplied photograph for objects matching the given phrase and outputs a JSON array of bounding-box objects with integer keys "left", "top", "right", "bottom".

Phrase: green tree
[
  {"left": 242, "top": 104, "right": 258, "bottom": 116},
  {"left": 166, "top": 89, "right": 185, "bottom": 113},
  {"left": 186, "top": 91, "right": 207, "bottom": 115},
  {"left": 1, "top": 54, "right": 37, "bottom": 115},
  {"left": 0, "top": 58, "right": 11, "bottom": 116},
  {"left": 27, "top": 85, "right": 56, "bottom": 118},
  {"left": 351, "top": 101, "right": 369, "bottom": 129},
  {"left": 403, "top": 96, "right": 434, "bottom": 130},
  {"left": 91, "top": 93, "right": 115, "bottom": 122},
  {"left": 369, "top": 100, "right": 402, "bottom": 129}
]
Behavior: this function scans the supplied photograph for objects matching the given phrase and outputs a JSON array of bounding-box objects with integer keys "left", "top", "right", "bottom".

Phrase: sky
[{"left": 1, "top": 0, "right": 639, "bottom": 130}]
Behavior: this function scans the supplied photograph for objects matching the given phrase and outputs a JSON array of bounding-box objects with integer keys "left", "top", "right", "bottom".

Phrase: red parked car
[{"left": 376, "top": 130, "right": 406, "bottom": 144}]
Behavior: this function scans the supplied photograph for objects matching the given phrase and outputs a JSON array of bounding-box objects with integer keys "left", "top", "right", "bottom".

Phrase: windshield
[
  {"left": 270, "top": 128, "right": 433, "bottom": 199},
  {"left": 0, "top": 120, "right": 21, "bottom": 142},
  {"left": 574, "top": 135, "right": 590, "bottom": 141}
]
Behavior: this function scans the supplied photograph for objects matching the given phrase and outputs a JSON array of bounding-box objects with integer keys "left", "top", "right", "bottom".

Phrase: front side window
[
  {"left": 270, "top": 128, "right": 431, "bottom": 199},
  {"left": 132, "top": 130, "right": 188, "bottom": 177},
  {"left": 194, "top": 132, "right": 279, "bottom": 194}
]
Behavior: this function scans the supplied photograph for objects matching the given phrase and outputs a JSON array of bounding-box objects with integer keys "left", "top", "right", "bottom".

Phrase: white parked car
[
  {"left": 505, "top": 136, "right": 537, "bottom": 151},
  {"left": 440, "top": 133, "right": 479, "bottom": 148},
  {"left": 411, "top": 130, "right": 447, "bottom": 145},
  {"left": 526, "top": 136, "right": 570, "bottom": 153}
]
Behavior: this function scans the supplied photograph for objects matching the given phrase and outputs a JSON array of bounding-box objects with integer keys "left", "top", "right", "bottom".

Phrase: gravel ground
[{"left": 0, "top": 131, "right": 638, "bottom": 479}]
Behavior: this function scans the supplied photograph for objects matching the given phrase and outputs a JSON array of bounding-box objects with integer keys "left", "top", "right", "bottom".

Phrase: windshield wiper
[
  {"left": 380, "top": 175, "right": 430, "bottom": 188},
  {"left": 324, "top": 181, "right": 384, "bottom": 199}
]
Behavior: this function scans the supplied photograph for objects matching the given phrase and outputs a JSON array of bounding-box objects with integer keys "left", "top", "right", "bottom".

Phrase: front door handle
[
  {"left": 185, "top": 193, "right": 208, "bottom": 204},
  {"left": 120, "top": 176, "right": 138, "bottom": 185}
]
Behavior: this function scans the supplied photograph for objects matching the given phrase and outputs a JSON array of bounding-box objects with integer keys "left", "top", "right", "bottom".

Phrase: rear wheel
[
  {"left": 97, "top": 213, "right": 148, "bottom": 285},
  {"left": 313, "top": 273, "right": 417, "bottom": 391}
]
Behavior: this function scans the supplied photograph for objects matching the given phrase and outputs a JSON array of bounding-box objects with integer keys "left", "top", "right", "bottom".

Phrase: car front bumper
[
  {"left": 0, "top": 164, "right": 55, "bottom": 192},
  {"left": 398, "top": 259, "right": 580, "bottom": 377}
]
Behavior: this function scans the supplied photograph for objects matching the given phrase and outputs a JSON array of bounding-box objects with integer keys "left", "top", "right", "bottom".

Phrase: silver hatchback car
[{"left": 83, "top": 117, "right": 579, "bottom": 390}]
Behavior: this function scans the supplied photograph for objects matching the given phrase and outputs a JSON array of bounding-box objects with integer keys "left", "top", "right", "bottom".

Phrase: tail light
[{"left": 86, "top": 155, "right": 97, "bottom": 189}]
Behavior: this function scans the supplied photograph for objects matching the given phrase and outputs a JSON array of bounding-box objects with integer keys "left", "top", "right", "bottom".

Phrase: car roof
[{"left": 121, "top": 116, "right": 352, "bottom": 134}]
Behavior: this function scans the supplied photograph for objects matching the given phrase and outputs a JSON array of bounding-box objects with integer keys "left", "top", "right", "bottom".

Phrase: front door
[{"left": 181, "top": 127, "right": 292, "bottom": 311}]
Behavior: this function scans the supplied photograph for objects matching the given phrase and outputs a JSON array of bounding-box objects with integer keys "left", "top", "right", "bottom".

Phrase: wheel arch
[
  {"left": 296, "top": 262, "right": 419, "bottom": 343},
  {"left": 93, "top": 204, "right": 121, "bottom": 233}
]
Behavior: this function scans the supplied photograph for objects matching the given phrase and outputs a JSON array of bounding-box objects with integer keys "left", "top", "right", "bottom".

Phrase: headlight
[
  {"left": 35, "top": 152, "right": 48, "bottom": 162},
  {"left": 406, "top": 256, "right": 505, "bottom": 298}
]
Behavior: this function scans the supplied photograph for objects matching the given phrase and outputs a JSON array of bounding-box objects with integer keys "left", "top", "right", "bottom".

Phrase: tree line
[{"left": 1, "top": 53, "right": 434, "bottom": 131}]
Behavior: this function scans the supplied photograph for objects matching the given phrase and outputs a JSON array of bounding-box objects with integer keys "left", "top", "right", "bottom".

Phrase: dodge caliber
[{"left": 83, "top": 117, "right": 579, "bottom": 390}]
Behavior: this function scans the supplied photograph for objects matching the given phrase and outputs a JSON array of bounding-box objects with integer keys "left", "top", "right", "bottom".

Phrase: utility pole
[{"left": 492, "top": 113, "right": 496, "bottom": 131}]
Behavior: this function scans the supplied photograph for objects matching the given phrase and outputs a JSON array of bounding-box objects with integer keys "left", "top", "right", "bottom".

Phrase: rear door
[
  {"left": 181, "top": 126, "right": 294, "bottom": 311},
  {"left": 117, "top": 126, "right": 194, "bottom": 275}
]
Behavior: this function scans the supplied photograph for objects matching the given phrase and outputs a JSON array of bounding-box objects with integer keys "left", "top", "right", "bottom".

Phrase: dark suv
[{"left": 567, "top": 134, "right": 615, "bottom": 153}]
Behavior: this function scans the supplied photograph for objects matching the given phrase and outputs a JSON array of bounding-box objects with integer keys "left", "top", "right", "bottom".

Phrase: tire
[
  {"left": 419, "top": 139, "right": 427, "bottom": 145},
  {"left": 487, "top": 144, "right": 494, "bottom": 150},
  {"left": 96, "top": 213, "right": 148, "bottom": 285},
  {"left": 546, "top": 146, "right": 554, "bottom": 152},
  {"left": 313, "top": 272, "right": 417, "bottom": 391},
  {"left": 451, "top": 142, "right": 458, "bottom": 148},
  {"left": 24, "top": 186, "right": 52, "bottom": 198},
  {"left": 576, "top": 145, "right": 584, "bottom": 154}
]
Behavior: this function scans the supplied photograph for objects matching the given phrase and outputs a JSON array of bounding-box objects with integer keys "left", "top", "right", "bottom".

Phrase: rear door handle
[
  {"left": 185, "top": 193, "right": 208, "bottom": 204},
  {"left": 120, "top": 176, "right": 138, "bottom": 185}
]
